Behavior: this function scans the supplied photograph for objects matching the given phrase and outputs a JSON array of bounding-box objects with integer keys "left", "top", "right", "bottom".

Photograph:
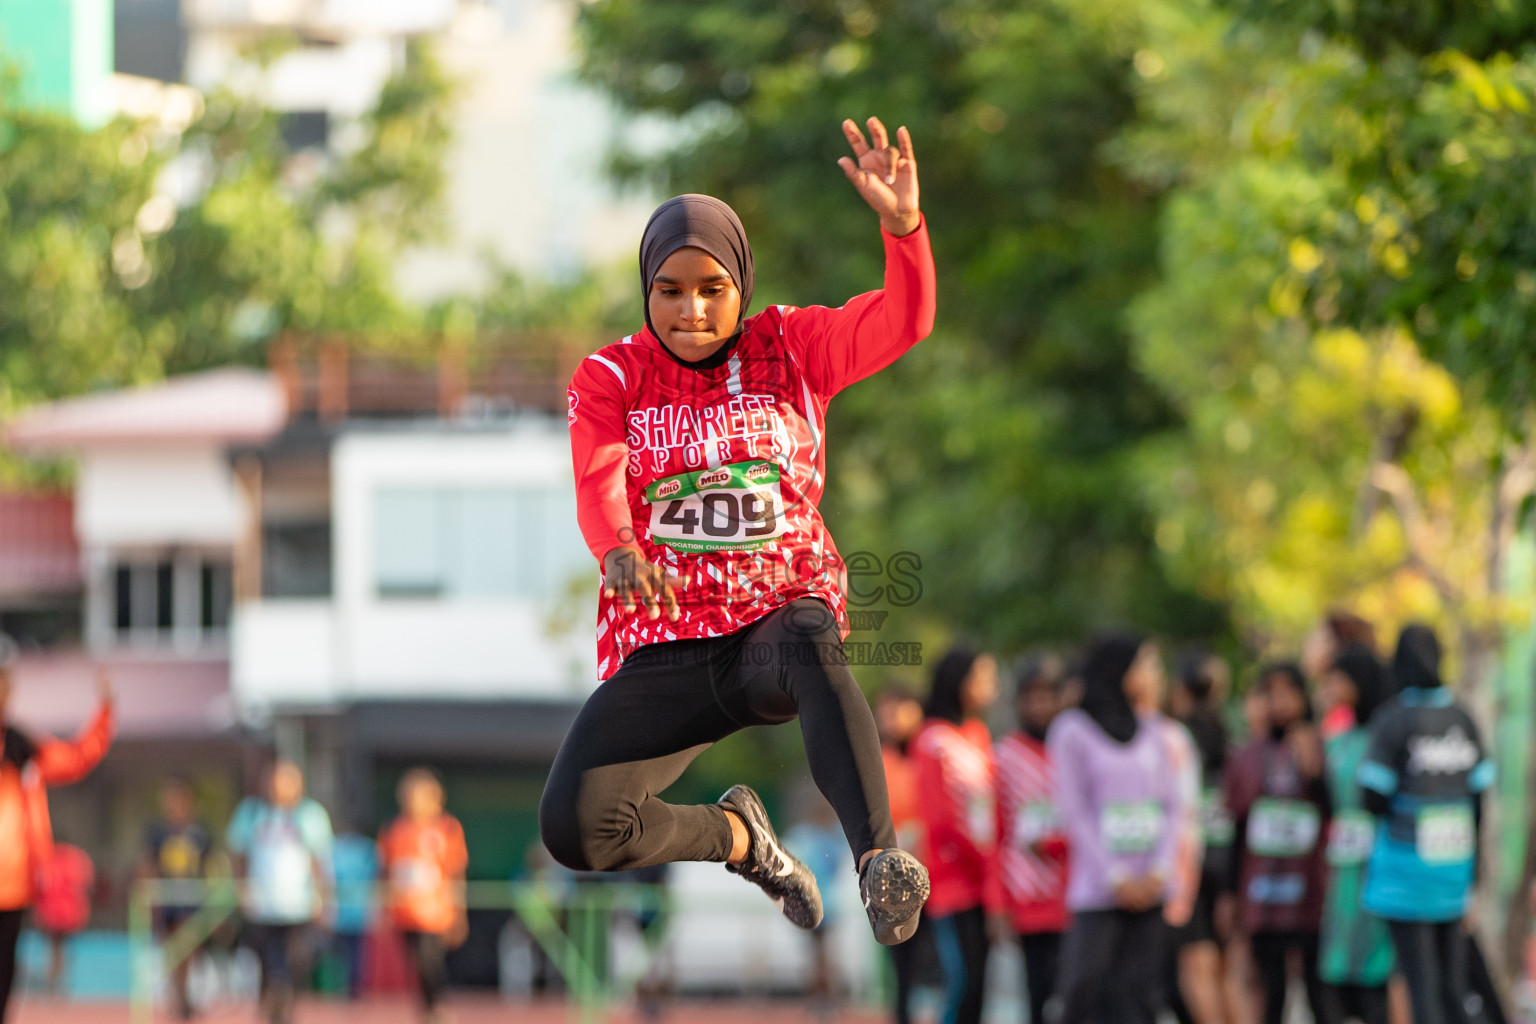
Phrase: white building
[
  {"left": 115, "top": 0, "right": 654, "bottom": 296},
  {"left": 6, "top": 356, "right": 598, "bottom": 909}
]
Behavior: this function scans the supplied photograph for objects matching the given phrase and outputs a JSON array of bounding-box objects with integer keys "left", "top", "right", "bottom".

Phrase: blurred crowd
[
  {"left": 0, "top": 611, "right": 1510, "bottom": 1024},
  {"left": 0, "top": 659, "right": 469, "bottom": 1024},
  {"left": 874, "top": 614, "right": 1502, "bottom": 1024}
]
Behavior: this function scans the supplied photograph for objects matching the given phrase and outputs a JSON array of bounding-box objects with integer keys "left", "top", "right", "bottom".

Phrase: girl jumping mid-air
[{"left": 541, "top": 116, "right": 935, "bottom": 945}]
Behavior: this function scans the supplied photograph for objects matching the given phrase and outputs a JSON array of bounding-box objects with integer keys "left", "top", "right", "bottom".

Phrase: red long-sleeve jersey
[
  {"left": 568, "top": 220, "right": 936, "bottom": 679},
  {"left": 990, "top": 731, "right": 1070, "bottom": 934},
  {"left": 911, "top": 718, "right": 995, "bottom": 916}
]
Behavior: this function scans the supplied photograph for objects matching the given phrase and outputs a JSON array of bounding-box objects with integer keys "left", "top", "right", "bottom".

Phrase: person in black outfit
[{"left": 141, "top": 777, "right": 212, "bottom": 1020}]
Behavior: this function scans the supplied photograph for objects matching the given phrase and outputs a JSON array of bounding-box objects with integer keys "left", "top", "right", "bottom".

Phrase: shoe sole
[
  {"left": 719, "top": 785, "right": 824, "bottom": 930},
  {"left": 865, "top": 851, "right": 929, "bottom": 946}
]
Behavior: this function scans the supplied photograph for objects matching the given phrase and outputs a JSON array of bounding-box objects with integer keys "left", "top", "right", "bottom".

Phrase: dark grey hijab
[{"left": 639, "top": 194, "right": 755, "bottom": 342}]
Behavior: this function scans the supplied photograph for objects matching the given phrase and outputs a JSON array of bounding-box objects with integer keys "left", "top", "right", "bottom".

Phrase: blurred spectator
[
  {"left": 141, "top": 776, "right": 211, "bottom": 1020},
  {"left": 227, "top": 760, "right": 334, "bottom": 1024},
  {"left": 1317, "top": 646, "right": 1394, "bottom": 1024},
  {"left": 787, "top": 791, "right": 847, "bottom": 1019},
  {"left": 329, "top": 821, "right": 378, "bottom": 1000},
  {"left": 1302, "top": 611, "right": 1378, "bottom": 741},
  {"left": 1147, "top": 660, "right": 1202, "bottom": 1024},
  {"left": 1223, "top": 663, "right": 1331, "bottom": 1024},
  {"left": 1360, "top": 625, "right": 1495, "bottom": 1024},
  {"left": 874, "top": 683, "right": 935, "bottom": 1024},
  {"left": 912, "top": 648, "right": 999, "bottom": 1024},
  {"left": 0, "top": 665, "right": 114, "bottom": 1024},
  {"left": 33, "top": 841, "right": 94, "bottom": 996},
  {"left": 1049, "top": 634, "right": 1183, "bottom": 1024},
  {"left": 1169, "top": 653, "right": 1241, "bottom": 1024},
  {"left": 990, "top": 656, "right": 1069, "bottom": 1024},
  {"left": 379, "top": 769, "right": 468, "bottom": 1024}
]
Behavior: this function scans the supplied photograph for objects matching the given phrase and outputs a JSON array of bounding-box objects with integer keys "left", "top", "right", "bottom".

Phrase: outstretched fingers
[
  {"left": 842, "top": 118, "right": 871, "bottom": 159},
  {"left": 867, "top": 117, "right": 898, "bottom": 183}
]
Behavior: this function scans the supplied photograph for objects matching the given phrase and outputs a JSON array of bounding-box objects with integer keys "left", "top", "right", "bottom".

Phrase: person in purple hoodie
[{"left": 1048, "top": 633, "right": 1186, "bottom": 1024}]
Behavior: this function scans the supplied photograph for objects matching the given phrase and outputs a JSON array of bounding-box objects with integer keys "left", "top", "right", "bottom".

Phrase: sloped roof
[{"left": 7, "top": 368, "right": 287, "bottom": 451}]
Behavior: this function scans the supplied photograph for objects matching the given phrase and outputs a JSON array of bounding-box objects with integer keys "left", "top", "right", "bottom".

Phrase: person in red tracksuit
[
  {"left": 912, "top": 648, "right": 999, "bottom": 1024},
  {"left": 540, "top": 117, "right": 936, "bottom": 949},
  {"left": 990, "top": 658, "right": 1070, "bottom": 1024},
  {"left": 876, "top": 684, "right": 935, "bottom": 1024}
]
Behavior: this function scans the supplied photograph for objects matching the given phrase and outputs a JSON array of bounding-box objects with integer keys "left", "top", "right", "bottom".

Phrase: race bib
[
  {"left": 391, "top": 857, "right": 441, "bottom": 892},
  {"left": 1326, "top": 811, "right": 1376, "bottom": 866},
  {"left": 1101, "top": 801, "right": 1163, "bottom": 855},
  {"left": 1246, "top": 798, "right": 1320, "bottom": 858},
  {"left": 645, "top": 461, "right": 788, "bottom": 553},
  {"left": 968, "top": 794, "right": 996, "bottom": 845},
  {"left": 1013, "top": 801, "right": 1060, "bottom": 848},
  {"left": 1416, "top": 804, "right": 1474, "bottom": 865},
  {"left": 1200, "top": 787, "right": 1234, "bottom": 849}
]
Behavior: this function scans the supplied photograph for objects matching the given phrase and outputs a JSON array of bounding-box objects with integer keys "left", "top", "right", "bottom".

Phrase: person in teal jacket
[{"left": 1317, "top": 645, "right": 1394, "bottom": 1024}]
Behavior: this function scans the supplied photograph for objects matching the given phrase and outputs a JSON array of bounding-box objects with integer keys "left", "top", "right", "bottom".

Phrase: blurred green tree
[
  {"left": 1118, "top": 0, "right": 1536, "bottom": 967},
  {"left": 576, "top": 0, "right": 1226, "bottom": 660},
  {"left": 0, "top": 39, "right": 454, "bottom": 446}
]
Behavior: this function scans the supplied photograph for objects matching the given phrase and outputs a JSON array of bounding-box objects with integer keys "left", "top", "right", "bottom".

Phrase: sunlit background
[{"left": 3, "top": 0, "right": 1536, "bottom": 1020}]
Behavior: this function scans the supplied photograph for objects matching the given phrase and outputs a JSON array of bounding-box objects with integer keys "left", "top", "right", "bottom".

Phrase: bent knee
[{"left": 538, "top": 790, "right": 639, "bottom": 873}]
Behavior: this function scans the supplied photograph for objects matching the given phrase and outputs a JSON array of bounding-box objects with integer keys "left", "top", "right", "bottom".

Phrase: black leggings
[
  {"left": 1055, "top": 907, "right": 1167, "bottom": 1024},
  {"left": 1387, "top": 920, "right": 1471, "bottom": 1024},
  {"left": 0, "top": 909, "right": 22, "bottom": 1024},
  {"left": 1020, "top": 930, "right": 1062, "bottom": 1024},
  {"left": 932, "top": 907, "right": 988, "bottom": 1024},
  {"left": 404, "top": 930, "right": 449, "bottom": 1010},
  {"left": 888, "top": 913, "right": 935, "bottom": 1024},
  {"left": 1251, "top": 930, "right": 1330, "bottom": 1024},
  {"left": 540, "top": 599, "right": 896, "bottom": 871},
  {"left": 1323, "top": 983, "right": 1389, "bottom": 1024}
]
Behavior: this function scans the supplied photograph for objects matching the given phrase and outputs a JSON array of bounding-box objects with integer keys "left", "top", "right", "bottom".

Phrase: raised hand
[{"left": 837, "top": 117, "right": 921, "bottom": 237}]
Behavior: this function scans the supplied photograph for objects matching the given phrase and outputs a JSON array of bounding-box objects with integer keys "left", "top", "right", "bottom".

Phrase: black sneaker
[
  {"left": 860, "top": 848, "right": 929, "bottom": 946},
  {"left": 717, "top": 784, "right": 824, "bottom": 930}
]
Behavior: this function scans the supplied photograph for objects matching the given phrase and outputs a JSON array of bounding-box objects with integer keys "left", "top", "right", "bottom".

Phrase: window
[
  {"left": 110, "top": 555, "right": 231, "bottom": 643},
  {"left": 373, "top": 487, "right": 589, "bottom": 600},
  {"left": 201, "top": 563, "right": 232, "bottom": 629},
  {"left": 262, "top": 521, "right": 333, "bottom": 599},
  {"left": 114, "top": 0, "right": 186, "bottom": 83}
]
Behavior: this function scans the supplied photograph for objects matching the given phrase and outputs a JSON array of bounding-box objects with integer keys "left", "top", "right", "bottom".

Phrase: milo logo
[
  {"left": 744, "top": 463, "right": 773, "bottom": 483},
  {"left": 697, "top": 468, "right": 732, "bottom": 489},
  {"left": 655, "top": 478, "right": 682, "bottom": 499}
]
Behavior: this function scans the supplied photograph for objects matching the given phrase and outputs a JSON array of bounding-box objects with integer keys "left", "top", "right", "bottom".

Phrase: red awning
[
  {"left": 6, "top": 652, "right": 235, "bottom": 740},
  {"left": 0, "top": 492, "right": 80, "bottom": 599}
]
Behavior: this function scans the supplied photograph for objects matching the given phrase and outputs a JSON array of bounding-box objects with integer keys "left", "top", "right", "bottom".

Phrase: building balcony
[{"left": 231, "top": 594, "right": 597, "bottom": 712}]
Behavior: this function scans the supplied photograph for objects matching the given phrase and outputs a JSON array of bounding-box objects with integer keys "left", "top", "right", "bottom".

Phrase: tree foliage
[
  {"left": 0, "top": 40, "right": 454, "bottom": 428},
  {"left": 1119, "top": 1, "right": 1536, "bottom": 658}
]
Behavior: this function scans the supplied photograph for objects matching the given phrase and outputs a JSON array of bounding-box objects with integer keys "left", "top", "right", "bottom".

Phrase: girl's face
[
  {"left": 962, "top": 655, "right": 1000, "bottom": 715},
  {"left": 1322, "top": 668, "right": 1358, "bottom": 714},
  {"left": 1018, "top": 682, "right": 1059, "bottom": 734},
  {"left": 1123, "top": 643, "right": 1166, "bottom": 712},
  {"left": 1243, "top": 686, "right": 1269, "bottom": 738},
  {"left": 877, "top": 695, "right": 923, "bottom": 745},
  {"left": 1265, "top": 673, "right": 1307, "bottom": 729},
  {"left": 648, "top": 248, "right": 742, "bottom": 361},
  {"left": 403, "top": 778, "right": 445, "bottom": 820},
  {"left": 1300, "top": 623, "right": 1335, "bottom": 681}
]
